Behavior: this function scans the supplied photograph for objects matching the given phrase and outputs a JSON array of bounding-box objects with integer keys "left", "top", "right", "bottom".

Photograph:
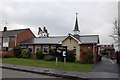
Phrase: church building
[{"left": 20, "top": 13, "right": 100, "bottom": 63}]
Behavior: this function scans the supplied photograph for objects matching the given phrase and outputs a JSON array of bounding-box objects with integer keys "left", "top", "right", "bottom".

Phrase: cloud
[{"left": 0, "top": 2, "right": 118, "bottom": 44}]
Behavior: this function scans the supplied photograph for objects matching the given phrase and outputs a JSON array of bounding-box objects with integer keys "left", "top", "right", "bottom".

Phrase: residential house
[{"left": 0, "top": 27, "right": 35, "bottom": 57}]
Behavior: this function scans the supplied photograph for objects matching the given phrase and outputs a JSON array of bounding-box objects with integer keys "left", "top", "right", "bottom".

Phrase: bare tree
[{"left": 110, "top": 19, "right": 120, "bottom": 50}]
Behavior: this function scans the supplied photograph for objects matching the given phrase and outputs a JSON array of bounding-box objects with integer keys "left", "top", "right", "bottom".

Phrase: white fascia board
[{"left": 58, "top": 34, "right": 82, "bottom": 44}]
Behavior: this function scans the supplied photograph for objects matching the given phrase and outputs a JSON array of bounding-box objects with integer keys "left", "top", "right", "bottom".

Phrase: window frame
[
  {"left": 43, "top": 45, "right": 49, "bottom": 54},
  {"left": 73, "top": 47, "right": 76, "bottom": 53},
  {"left": 28, "top": 45, "right": 33, "bottom": 53}
]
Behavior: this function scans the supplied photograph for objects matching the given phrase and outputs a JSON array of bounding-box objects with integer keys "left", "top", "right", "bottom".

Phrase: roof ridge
[
  {"left": 36, "top": 36, "right": 65, "bottom": 38},
  {"left": 80, "top": 35, "right": 99, "bottom": 36},
  {"left": 3, "top": 28, "right": 29, "bottom": 32}
]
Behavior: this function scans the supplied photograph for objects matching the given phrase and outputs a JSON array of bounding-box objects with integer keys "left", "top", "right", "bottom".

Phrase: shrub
[
  {"left": 36, "top": 50, "right": 44, "bottom": 59},
  {"left": 21, "top": 49, "right": 30, "bottom": 58},
  {"left": 44, "top": 55, "right": 56, "bottom": 61},
  {"left": 49, "top": 49, "right": 56, "bottom": 56},
  {"left": 86, "top": 52, "right": 93, "bottom": 63},
  {"left": 66, "top": 50, "right": 76, "bottom": 62},
  {"left": 13, "top": 45, "right": 22, "bottom": 58}
]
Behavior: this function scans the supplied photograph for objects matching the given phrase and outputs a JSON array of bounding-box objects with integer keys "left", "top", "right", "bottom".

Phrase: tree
[{"left": 110, "top": 19, "right": 120, "bottom": 50}]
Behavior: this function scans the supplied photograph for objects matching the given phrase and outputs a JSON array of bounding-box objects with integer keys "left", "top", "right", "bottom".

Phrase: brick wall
[
  {"left": 17, "top": 29, "right": 35, "bottom": 44},
  {"left": 80, "top": 44, "right": 98, "bottom": 63}
]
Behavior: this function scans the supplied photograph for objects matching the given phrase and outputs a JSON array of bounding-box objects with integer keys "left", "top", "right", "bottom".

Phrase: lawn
[{"left": 2, "top": 58, "right": 94, "bottom": 72}]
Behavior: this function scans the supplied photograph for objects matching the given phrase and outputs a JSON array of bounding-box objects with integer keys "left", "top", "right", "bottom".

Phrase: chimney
[{"left": 3, "top": 27, "right": 7, "bottom": 32}]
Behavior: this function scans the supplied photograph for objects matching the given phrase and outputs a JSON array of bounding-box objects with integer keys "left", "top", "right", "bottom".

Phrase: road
[
  {"left": 91, "top": 57, "right": 119, "bottom": 74},
  {"left": 2, "top": 68, "right": 57, "bottom": 78}
]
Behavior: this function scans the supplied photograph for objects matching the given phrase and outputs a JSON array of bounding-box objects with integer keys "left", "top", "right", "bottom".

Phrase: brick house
[
  {"left": 21, "top": 14, "right": 100, "bottom": 63},
  {"left": 0, "top": 27, "right": 35, "bottom": 57}
]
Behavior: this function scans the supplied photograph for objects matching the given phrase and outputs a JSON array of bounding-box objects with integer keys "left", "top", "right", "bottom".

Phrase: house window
[
  {"left": 28, "top": 45, "right": 33, "bottom": 53},
  {"left": 3, "top": 38, "right": 9, "bottom": 47},
  {"left": 43, "top": 45, "right": 49, "bottom": 54},
  {"left": 73, "top": 47, "right": 76, "bottom": 54},
  {"left": 51, "top": 45, "right": 56, "bottom": 49},
  {"left": 3, "top": 38, "right": 9, "bottom": 43},
  {"left": 35, "top": 46, "right": 41, "bottom": 53}
]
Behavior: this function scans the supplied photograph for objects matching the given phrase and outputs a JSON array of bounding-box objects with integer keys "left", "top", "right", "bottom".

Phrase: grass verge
[{"left": 2, "top": 58, "right": 94, "bottom": 72}]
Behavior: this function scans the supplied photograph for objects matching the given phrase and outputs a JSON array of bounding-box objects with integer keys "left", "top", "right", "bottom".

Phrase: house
[
  {"left": 21, "top": 13, "right": 100, "bottom": 63},
  {"left": 0, "top": 27, "right": 35, "bottom": 57},
  {"left": 100, "top": 44, "right": 115, "bottom": 59}
]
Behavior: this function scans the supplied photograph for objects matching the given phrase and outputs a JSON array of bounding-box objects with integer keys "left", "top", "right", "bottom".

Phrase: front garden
[
  {"left": 1, "top": 45, "right": 94, "bottom": 72},
  {"left": 2, "top": 58, "right": 94, "bottom": 72}
]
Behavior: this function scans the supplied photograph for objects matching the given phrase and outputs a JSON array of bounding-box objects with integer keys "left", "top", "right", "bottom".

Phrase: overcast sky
[{"left": 0, "top": 0, "right": 118, "bottom": 45}]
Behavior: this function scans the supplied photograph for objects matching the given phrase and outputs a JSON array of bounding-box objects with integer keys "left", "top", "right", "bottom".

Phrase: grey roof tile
[
  {"left": 80, "top": 35, "right": 99, "bottom": 44},
  {"left": 21, "top": 35, "right": 99, "bottom": 45},
  {"left": 21, "top": 36, "right": 65, "bottom": 44}
]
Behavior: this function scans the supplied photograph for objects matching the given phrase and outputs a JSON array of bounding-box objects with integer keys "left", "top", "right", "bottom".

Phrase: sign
[
  {"left": 63, "top": 51, "right": 67, "bottom": 56},
  {"left": 55, "top": 46, "right": 67, "bottom": 57}
]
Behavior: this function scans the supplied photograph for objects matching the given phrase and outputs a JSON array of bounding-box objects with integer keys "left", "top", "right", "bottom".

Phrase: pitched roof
[
  {"left": 2, "top": 28, "right": 29, "bottom": 37},
  {"left": 21, "top": 34, "right": 99, "bottom": 45},
  {"left": 21, "top": 36, "right": 65, "bottom": 45},
  {"left": 79, "top": 35, "right": 99, "bottom": 44},
  {"left": 59, "top": 33, "right": 82, "bottom": 44}
]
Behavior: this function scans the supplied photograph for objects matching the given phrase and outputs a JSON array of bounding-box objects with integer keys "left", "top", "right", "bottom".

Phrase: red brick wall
[
  {"left": 80, "top": 44, "right": 93, "bottom": 63},
  {"left": 80, "top": 44, "right": 98, "bottom": 63},
  {"left": 17, "top": 29, "right": 35, "bottom": 44}
]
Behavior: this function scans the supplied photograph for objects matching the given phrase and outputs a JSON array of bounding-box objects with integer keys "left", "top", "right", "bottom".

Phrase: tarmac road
[
  {"left": 2, "top": 68, "right": 57, "bottom": 78},
  {"left": 91, "top": 57, "right": 119, "bottom": 74}
]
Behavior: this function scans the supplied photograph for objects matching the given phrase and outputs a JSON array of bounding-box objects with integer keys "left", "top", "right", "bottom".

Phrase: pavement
[{"left": 1, "top": 57, "right": 120, "bottom": 80}]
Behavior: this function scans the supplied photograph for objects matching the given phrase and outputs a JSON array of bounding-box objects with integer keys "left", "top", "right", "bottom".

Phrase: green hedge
[
  {"left": 44, "top": 55, "right": 56, "bottom": 61},
  {"left": 36, "top": 50, "right": 44, "bottom": 59},
  {"left": 21, "top": 49, "right": 30, "bottom": 58}
]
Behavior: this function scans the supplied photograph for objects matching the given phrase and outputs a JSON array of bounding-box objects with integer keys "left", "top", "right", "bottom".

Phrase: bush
[
  {"left": 44, "top": 55, "right": 56, "bottom": 61},
  {"left": 86, "top": 52, "right": 93, "bottom": 63},
  {"left": 13, "top": 45, "right": 22, "bottom": 58},
  {"left": 67, "top": 50, "right": 76, "bottom": 62},
  {"left": 49, "top": 49, "right": 56, "bottom": 56},
  {"left": 21, "top": 49, "right": 30, "bottom": 58},
  {"left": 36, "top": 50, "right": 44, "bottom": 59}
]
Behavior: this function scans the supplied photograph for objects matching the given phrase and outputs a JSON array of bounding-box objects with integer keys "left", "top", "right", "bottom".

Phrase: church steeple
[{"left": 73, "top": 13, "right": 80, "bottom": 35}]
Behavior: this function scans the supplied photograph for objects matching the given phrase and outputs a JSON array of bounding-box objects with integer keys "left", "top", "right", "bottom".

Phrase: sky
[{"left": 0, "top": 0, "right": 118, "bottom": 45}]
